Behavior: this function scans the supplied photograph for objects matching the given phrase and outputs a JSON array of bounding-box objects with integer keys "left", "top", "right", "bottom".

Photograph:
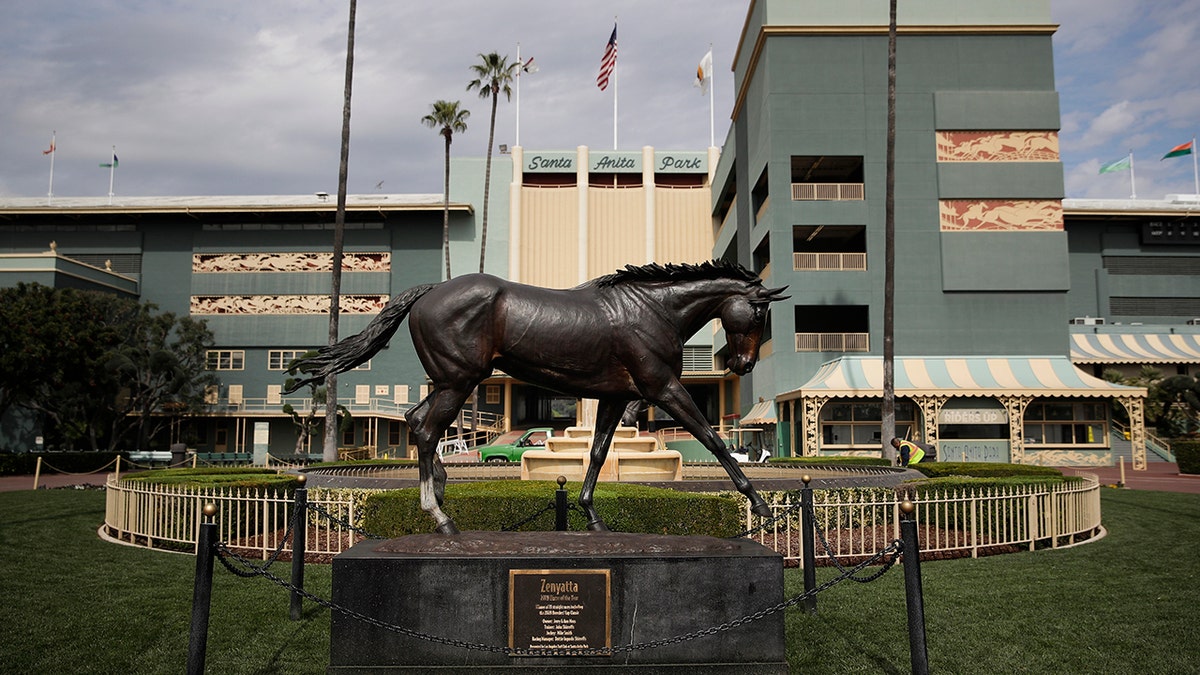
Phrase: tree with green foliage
[
  {"left": 104, "top": 304, "right": 217, "bottom": 451},
  {"left": 283, "top": 365, "right": 351, "bottom": 456},
  {"left": 421, "top": 99, "right": 470, "bottom": 280},
  {"left": 466, "top": 52, "right": 519, "bottom": 273},
  {"left": 0, "top": 283, "right": 216, "bottom": 452},
  {"left": 1105, "top": 365, "right": 1200, "bottom": 436}
]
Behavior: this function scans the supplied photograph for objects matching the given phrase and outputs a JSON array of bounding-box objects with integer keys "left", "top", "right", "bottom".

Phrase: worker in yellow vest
[{"left": 890, "top": 437, "right": 926, "bottom": 467}]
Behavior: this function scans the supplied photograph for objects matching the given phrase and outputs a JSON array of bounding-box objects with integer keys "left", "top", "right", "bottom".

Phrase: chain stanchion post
[
  {"left": 555, "top": 475, "right": 569, "bottom": 531},
  {"left": 188, "top": 503, "right": 218, "bottom": 675},
  {"left": 32, "top": 456, "right": 42, "bottom": 490},
  {"left": 800, "top": 474, "right": 817, "bottom": 614},
  {"left": 899, "top": 500, "right": 929, "bottom": 675},
  {"left": 290, "top": 475, "right": 308, "bottom": 621}
]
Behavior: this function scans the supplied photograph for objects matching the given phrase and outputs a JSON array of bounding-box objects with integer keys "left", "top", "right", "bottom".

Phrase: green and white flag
[{"left": 1098, "top": 155, "right": 1131, "bottom": 174}]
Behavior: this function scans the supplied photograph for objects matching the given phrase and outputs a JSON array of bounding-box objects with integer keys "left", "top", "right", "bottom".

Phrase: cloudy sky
[{"left": 2, "top": 0, "right": 1198, "bottom": 201}]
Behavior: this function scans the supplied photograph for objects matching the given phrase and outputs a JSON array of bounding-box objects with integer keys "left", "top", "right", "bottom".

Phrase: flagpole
[
  {"left": 708, "top": 43, "right": 715, "bottom": 148},
  {"left": 1128, "top": 150, "right": 1136, "bottom": 199},
  {"left": 613, "top": 17, "right": 618, "bottom": 150},
  {"left": 516, "top": 43, "right": 522, "bottom": 148},
  {"left": 108, "top": 145, "right": 116, "bottom": 205},
  {"left": 1192, "top": 135, "right": 1198, "bottom": 195},
  {"left": 46, "top": 131, "right": 56, "bottom": 205}
]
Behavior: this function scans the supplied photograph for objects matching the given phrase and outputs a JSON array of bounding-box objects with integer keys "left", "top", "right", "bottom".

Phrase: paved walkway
[
  {"left": 1059, "top": 462, "right": 1200, "bottom": 495},
  {"left": 4, "top": 463, "right": 1199, "bottom": 494}
]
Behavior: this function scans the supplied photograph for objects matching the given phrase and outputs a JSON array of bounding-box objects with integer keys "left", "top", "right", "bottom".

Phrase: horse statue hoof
[
  {"left": 436, "top": 521, "right": 461, "bottom": 535},
  {"left": 586, "top": 519, "right": 611, "bottom": 532},
  {"left": 750, "top": 501, "right": 773, "bottom": 518}
]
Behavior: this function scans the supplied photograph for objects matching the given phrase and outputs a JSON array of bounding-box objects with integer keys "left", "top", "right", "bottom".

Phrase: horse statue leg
[
  {"left": 651, "top": 381, "right": 773, "bottom": 519},
  {"left": 407, "top": 386, "right": 475, "bottom": 534},
  {"left": 578, "top": 399, "right": 628, "bottom": 531}
]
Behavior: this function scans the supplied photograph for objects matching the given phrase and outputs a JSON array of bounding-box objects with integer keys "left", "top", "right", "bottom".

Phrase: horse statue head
[{"left": 720, "top": 283, "right": 789, "bottom": 375}]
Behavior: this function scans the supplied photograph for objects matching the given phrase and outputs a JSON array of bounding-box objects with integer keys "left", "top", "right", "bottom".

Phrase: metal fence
[
  {"left": 104, "top": 473, "right": 1102, "bottom": 563},
  {"left": 750, "top": 474, "right": 1102, "bottom": 564},
  {"left": 104, "top": 477, "right": 365, "bottom": 558}
]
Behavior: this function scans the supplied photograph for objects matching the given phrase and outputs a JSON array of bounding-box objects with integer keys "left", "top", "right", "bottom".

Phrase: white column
[
  {"left": 577, "top": 145, "right": 590, "bottom": 283},
  {"left": 643, "top": 146, "right": 656, "bottom": 263},
  {"left": 509, "top": 146, "right": 524, "bottom": 283}
]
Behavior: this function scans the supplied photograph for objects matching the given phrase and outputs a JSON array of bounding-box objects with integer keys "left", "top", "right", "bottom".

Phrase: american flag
[{"left": 596, "top": 24, "right": 617, "bottom": 91}]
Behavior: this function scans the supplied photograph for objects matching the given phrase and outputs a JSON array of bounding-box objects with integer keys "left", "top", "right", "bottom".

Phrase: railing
[
  {"left": 750, "top": 475, "right": 1102, "bottom": 564},
  {"left": 791, "top": 183, "right": 865, "bottom": 201},
  {"left": 104, "top": 471, "right": 1101, "bottom": 564},
  {"left": 795, "top": 332, "right": 870, "bottom": 352},
  {"left": 1113, "top": 420, "right": 1175, "bottom": 462},
  {"left": 793, "top": 252, "right": 867, "bottom": 271},
  {"left": 104, "top": 476, "right": 367, "bottom": 558}
]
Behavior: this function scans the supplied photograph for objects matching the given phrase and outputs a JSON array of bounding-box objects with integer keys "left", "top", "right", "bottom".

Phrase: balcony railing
[
  {"left": 793, "top": 252, "right": 867, "bottom": 271},
  {"left": 791, "top": 183, "right": 865, "bottom": 201},
  {"left": 795, "top": 332, "right": 870, "bottom": 352}
]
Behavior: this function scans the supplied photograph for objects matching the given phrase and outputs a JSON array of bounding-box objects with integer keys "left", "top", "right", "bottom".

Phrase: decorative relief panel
[
  {"left": 192, "top": 252, "right": 390, "bottom": 273},
  {"left": 935, "top": 131, "right": 1059, "bottom": 162},
  {"left": 191, "top": 294, "right": 388, "bottom": 315},
  {"left": 939, "top": 200, "right": 1063, "bottom": 231}
]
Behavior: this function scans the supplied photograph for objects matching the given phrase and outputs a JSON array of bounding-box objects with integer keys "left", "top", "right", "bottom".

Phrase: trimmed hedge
[
  {"left": 360, "top": 480, "right": 744, "bottom": 537},
  {"left": 1175, "top": 441, "right": 1200, "bottom": 475},
  {"left": 119, "top": 467, "right": 301, "bottom": 491},
  {"left": 769, "top": 456, "right": 892, "bottom": 467},
  {"left": 0, "top": 452, "right": 121, "bottom": 476},
  {"left": 907, "top": 462, "right": 1063, "bottom": 479}
]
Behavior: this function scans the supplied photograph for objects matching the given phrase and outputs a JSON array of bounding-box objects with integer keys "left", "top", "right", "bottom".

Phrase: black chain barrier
[
  {"left": 304, "top": 500, "right": 386, "bottom": 540},
  {"left": 729, "top": 499, "right": 806, "bottom": 539},
  {"left": 812, "top": 515, "right": 904, "bottom": 582},
  {"left": 212, "top": 536, "right": 904, "bottom": 658},
  {"left": 213, "top": 509, "right": 298, "bottom": 579},
  {"left": 500, "top": 501, "right": 557, "bottom": 531}
]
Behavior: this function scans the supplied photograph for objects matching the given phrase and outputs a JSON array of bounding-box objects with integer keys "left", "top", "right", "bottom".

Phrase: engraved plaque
[{"left": 508, "top": 569, "right": 611, "bottom": 655}]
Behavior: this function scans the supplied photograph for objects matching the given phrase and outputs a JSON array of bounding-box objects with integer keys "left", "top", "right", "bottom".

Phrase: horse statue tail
[{"left": 283, "top": 283, "right": 438, "bottom": 393}]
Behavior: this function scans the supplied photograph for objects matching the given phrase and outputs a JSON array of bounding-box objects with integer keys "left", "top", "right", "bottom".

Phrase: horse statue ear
[{"left": 753, "top": 286, "right": 790, "bottom": 304}]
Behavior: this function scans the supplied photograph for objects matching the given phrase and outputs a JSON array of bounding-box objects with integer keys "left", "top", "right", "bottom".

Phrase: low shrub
[
  {"left": 360, "top": 480, "right": 743, "bottom": 537},
  {"left": 120, "top": 467, "right": 301, "bottom": 491},
  {"left": 908, "top": 462, "right": 1063, "bottom": 479},
  {"left": 769, "top": 456, "right": 891, "bottom": 467},
  {"left": 1175, "top": 441, "right": 1200, "bottom": 475},
  {"left": 0, "top": 452, "right": 121, "bottom": 476}
]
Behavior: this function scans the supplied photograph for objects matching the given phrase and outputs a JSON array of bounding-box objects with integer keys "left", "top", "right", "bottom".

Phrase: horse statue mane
[{"left": 586, "top": 260, "right": 762, "bottom": 289}]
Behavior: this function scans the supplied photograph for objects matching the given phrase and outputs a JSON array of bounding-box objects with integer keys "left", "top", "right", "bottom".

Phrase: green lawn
[{"left": 1, "top": 488, "right": 1197, "bottom": 673}]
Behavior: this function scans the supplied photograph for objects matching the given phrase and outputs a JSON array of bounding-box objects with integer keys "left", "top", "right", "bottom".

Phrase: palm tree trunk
[
  {"left": 325, "top": 0, "right": 356, "bottom": 463},
  {"left": 882, "top": 0, "right": 898, "bottom": 463},
  {"left": 480, "top": 91, "right": 498, "bottom": 273},
  {"left": 443, "top": 132, "right": 452, "bottom": 279}
]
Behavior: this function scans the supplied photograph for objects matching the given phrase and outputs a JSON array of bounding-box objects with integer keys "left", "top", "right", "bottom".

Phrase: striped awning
[
  {"left": 781, "top": 355, "right": 1143, "bottom": 400},
  {"left": 741, "top": 399, "right": 776, "bottom": 425},
  {"left": 1070, "top": 332, "right": 1200, "bottom": 364}
]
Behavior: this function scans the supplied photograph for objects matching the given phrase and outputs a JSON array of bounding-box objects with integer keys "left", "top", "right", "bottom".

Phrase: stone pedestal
[
  {"left": 521, "top": 427, "right": 683, "bottom": 482},
  {"left": 329, "top": 531, "right": 786, "bottom": 673}
]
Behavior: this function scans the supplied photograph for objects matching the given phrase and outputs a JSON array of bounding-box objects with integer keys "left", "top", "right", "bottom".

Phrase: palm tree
[
  {"left": 324, "top": 0, "right": 357, "bottom": 462},
  {"left": 466, "top": 52, "right": 519, "bottom": 273},
  {"left": 421, "top": 100, "right": 470, "bottom": 280}
]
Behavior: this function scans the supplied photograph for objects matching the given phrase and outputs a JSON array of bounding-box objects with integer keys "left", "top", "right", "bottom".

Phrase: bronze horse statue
[{"left": 285, "top": 260, "right": 788, "bottom": 534}]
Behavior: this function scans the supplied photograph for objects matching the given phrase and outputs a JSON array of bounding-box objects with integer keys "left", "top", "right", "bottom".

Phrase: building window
[
  {"left": 206, "top": 350, "right": 244, "bottom": 371},
  {"left": 793, "top": 225, "right": 867, "bottom": 271},
  {"left": 269, "top": 350, "right": 310, "bottom": 370},
  {"left": 1023, "top": 401, "right": 1107, "bottom": 445},
  {"left": 342, "top": 425, "right": 356, "bottom": 447},
  {"left": 486, "top": 385, "right": 501, "bottom": 405},
  {"left": 790, "top": 155, "right": 865, "bottom": 201},
  {"left": 389, "top": 421, "right": 403, "bottom": 446},
  {"left": 820, "top": 400, "right": 916, "bottom": 449},
  {"left": 795, "top": 306, "right": 869, "bottom": 352}
]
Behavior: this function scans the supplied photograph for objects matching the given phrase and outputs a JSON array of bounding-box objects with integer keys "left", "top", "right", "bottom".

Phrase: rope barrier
[{"left": 37, "top": 456, "right": 118, "bottom": 476}]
